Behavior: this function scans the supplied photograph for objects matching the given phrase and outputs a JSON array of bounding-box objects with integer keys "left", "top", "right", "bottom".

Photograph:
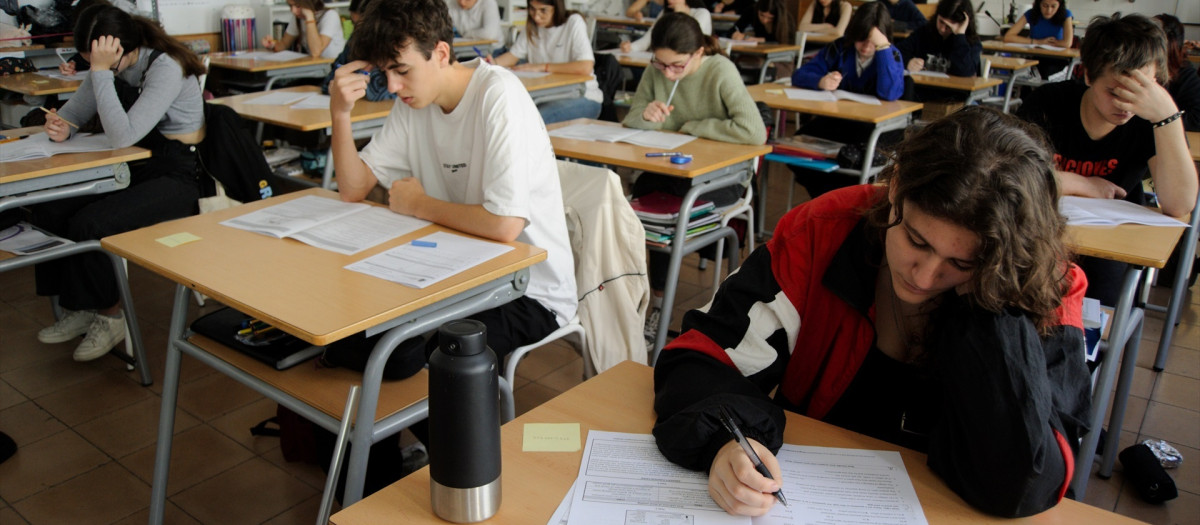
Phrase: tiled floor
[{"left": 1, "top": 160, "right": 1197, "bottom": 524}]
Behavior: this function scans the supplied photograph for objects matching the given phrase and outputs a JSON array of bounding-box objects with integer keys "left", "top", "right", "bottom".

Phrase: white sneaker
[
  {"left": 643, "top": 307, "right": 662, "bottom": 345},
  {"left": 73, "top": 313, "right": 126, "bottom": 362},
  {"left": 37, "top": 310, "right": 97, "bottom": 344}
]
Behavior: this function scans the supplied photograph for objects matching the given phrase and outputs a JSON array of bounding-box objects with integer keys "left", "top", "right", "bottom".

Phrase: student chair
[
  {"left": 500, "top": 161, "right": 650, "bottom": 419},
  {"left": 701, "top": 175, "right": 756, "bottom": 292}
]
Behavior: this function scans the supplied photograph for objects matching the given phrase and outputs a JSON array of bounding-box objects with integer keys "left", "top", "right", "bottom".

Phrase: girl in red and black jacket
[{"left": 652, "top": 106, "right": 1092, "bottom": 518}]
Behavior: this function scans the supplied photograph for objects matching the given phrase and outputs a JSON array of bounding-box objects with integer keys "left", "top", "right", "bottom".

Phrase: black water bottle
[{"left": 428, "top": 320, "right": 502, "bottom": 522}]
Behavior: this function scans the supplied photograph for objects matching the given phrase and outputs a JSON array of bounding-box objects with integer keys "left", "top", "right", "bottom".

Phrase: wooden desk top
[
  {"left": 0, "top": 146, "right": 150, "bottom": 184},
  {"left": 1067, "top": 221, "right": 1185, "bottom": 269},
  {"left": 982, "top": 54, "right": 1039, "bottom": 70},
  {"left": 206, "top": 51, "right": 334, "bottom": 73},
  {"left": 594, "top": 15, "right": 656, "bottom": 27},
  {"left": 747, "top": 83, "right": 923, "bottom": 123},
  {"left": 101, "top": 188, "right": 547, "bottom": 346},
  {"left": 0, "top": 44, "right": 45, "bottom": 52},
  {"left": 547, "top": 119, "right": 770, "bottom": 178},
  {"left": 616, "top": 54, "right": 649, "bottom": 68},
  {"left": 803, "top": 31, "right": 839, "bottom": 45},
  {"left": 208, "top": 86, "right": 393, "bottom": 132},
  {"left": 910, "top": 73, "right": 1003, "bottom": 92},
  {"left": 520, "top": 72, "right": 593, "bottom": 93},
  {"left": 982, "top": 40, "right": 1080, "bottom": 59},
  {"left": 331, "top": 361, "right": 1144, "bottom": 525},
  {"left": 1187, "top": 131, "right": 1199, "bottom": 162},
  {"left": 0, "top": 71, "right": 82, "bottom": 96},
  {"left": 728, "top": 43, "right": 804, "bottom": 55},
  {"left": 452, "top": 38, "right": 498, "bottom": 48}
]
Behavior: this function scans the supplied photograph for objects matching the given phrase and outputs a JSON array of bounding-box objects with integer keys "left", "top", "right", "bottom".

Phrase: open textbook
[
  {"left": 1059, "top": 196, "right": 1187, "bottom": 227},
  {"left": 0, "top": 133, "right": 115, "bottom": 162},
  {"left": 784, "top": 88, "right": 882, "bottom": 105},
  {"left": 548, "top": 123, "right": 698, "bottom": 149},
  {"left": 549, "top": 431, "right": 928, "bottom": 525},
  {"left": 220, "top": 195, "right": 431, "bottom": 255}
]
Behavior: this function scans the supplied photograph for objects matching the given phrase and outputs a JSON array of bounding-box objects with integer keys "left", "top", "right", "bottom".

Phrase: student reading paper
[
  {"left": 652, "top": 107, "right": 1091, "bottom": 518},
  {"left": 34, "top": 4, "right": 207, "bottom": 362},
  {"left": 327, "top": 0, "right": 577, "bottom": 372}
]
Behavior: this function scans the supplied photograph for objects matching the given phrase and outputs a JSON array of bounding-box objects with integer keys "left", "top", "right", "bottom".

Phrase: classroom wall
[{"left": 975, "top": 0, "right": 1197, "bottom": 32}]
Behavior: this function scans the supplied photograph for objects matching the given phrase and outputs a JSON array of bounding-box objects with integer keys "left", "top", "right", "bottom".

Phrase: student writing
[
  {"left": 445, "top": 0, "right": 504, "bottom": 44},
  {"left": 798, "top": 0, "right": 851, "bottom": 37},
  {"left": 35, "top": 4, "right": 207, "bottom": 362},
  {"left": 652, "top": 107, "right": 1091, "bottom": 518},
  {"left": 261, "top": 0, "right": 346, "bottom": 59},
  {"left": 896, "top": 0, "right": 981, "bottom": 78},
  {"left": 730, "top": 0, "right": 795, "bottom": 45},
  {"left": 623, "top": 12, "right": 766, "bottom": 346},
  {"left": 493, "top": 0, "right": 602, "bottom": 123},
  {"left": 622, "top": 0, "right": 712, "bottom": 54},
  {"left": 1017, "top": 13, "right": 1197, "bottom": 306}
]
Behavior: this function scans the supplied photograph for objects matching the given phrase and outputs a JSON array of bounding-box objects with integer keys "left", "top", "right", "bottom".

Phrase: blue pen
[
  {"left": 645, "top": 152, "right": 684, "bottom": 157},
  {"left": 412, "top": 240, "right": 438, "bottom": 248},
  {"left": 473, "top": 46, "right": 486, "bottom": 59}
]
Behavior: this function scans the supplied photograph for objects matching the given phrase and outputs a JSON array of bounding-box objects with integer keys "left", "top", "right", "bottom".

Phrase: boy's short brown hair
[
  {"left": 350, "top": 0, "right": 456, "bottom": 66},
  {"left": 1081, "top": 13, "right": 1168, "bottom": 84}
]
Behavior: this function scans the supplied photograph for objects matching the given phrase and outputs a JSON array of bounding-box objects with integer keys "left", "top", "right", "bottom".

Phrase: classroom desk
[
  {"left": 746, "top": 82, "right": 922, "bottom": 234},
  {"left": 728, "top": 43, "right": 803, "bottom": 84},
  {"left": 593, "top": 15, "right": 656, "bottom": 49},
  {"left": 982, "top": 54, "right": 1039, "bottom": 112},
  {"left": 981, "top": 40, "right": 1080, "bottom": 60},
  {"left": 909, "top": 72, "right": 1003, "bottom": 104},
  {"left": 101, "top": 187, "right": 547, "bottom": 522},
  {"left": 547, "top": 118, "right": 770, "bottom": 357},
  {"left": 1065, "top": 219, "right": 1186, "bottom": 496},
  {"left": 452, "top": 38, "right": 498, "bottom": 59},
  {"left": 598, "top": 49, "right": 651, "bottom": 69},
  {"left": 205, "top": 51, "right": 335, "bottom": 90},
  {"left": 208, "top": 85, "right": 393, "bottom": 189},
  {"left": 519, "top": 72, "right": 593, "bottom": 105},
  {"left": 0, "top": 146, "right": 153, "bottom": 384},
  {"left": 330, "top": 361, "right": 1144, "bottom": 525},
  {"left": 0, "top": 70, "right": 81, "bottom": 96}
]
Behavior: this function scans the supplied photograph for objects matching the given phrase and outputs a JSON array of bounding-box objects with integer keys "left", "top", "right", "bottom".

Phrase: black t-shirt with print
[{"left": 1018, "top": 80, "right": 1156, "bottom": 204}]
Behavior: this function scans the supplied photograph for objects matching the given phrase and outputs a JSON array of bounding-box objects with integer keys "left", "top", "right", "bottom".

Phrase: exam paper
[
  {"left": 548, "top": 123, "right": 697, "bottom": 149},
  {"left": 289, "top": 206, "right": 431, "bottom": 255},
  {"left": 345, "top": 231, "right": 515, "bottom": 288},
  {"left": 246, "top": 91, "right": 316, "bottom": 105},
  {"left": 39, "top": 71, "right": 88, "bottom": 81},
  {"left": 783, "top": 88, "right": 882, "bottom": 105},
  {"left": 0, "top": 133, "right": 115, "bottom": 162},
  {"left": 511, "top": 70, "right": 552, "bottom": 78},
  {"left": 262, "top": 50, "right": 311, "bottom": 61},
  {"left": 1059, "top": 196, "right": 1186, "bottom": 227},
  {"left": 291, "top": 94, "right": 331, "bottom": 110},
  {"left": 909, "top": 71, "right": 950, "bottom": 78},
  {"left": 221, "top": 195, "right": 368, "bottom": 238}
]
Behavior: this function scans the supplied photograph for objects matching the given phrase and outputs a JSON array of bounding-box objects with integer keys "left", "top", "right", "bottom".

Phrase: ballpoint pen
[
  {"left": 644, "top": 152, "right": 685, "bottom": 157},
  {"left": 717, "top": 405, "right": 788, "bottom": 507}
]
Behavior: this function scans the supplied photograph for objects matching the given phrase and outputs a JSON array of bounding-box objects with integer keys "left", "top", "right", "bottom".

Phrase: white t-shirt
[
  {"left": 510, "top": 14, "right": 602, "bottom": 103},
  {"left": 445, "top": 0, "right": 504, "bottom": 43},
  {"left": 629, "top": 8, "right": 712, "bottom": 52},
  {"left": 285, "top": 9, "right": 346, "bottom": 59},
  {"left": 359, "top": 60, "right": 578, "bottom": 326}
]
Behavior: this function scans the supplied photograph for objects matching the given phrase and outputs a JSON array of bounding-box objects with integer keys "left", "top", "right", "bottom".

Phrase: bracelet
[{"left": 1153, "top": 110, "right": 1184, "bottom": 128}]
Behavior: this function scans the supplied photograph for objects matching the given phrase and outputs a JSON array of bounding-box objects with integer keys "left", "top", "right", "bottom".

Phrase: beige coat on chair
[{"left": 557, "top": 160, "right": 651, "bottom": 371}]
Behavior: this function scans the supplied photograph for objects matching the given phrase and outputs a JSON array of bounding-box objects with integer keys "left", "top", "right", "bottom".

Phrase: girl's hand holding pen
[
  {"left": 261, "top": 35, "right": 277, "bottom": 50},
  {"left": 58, "top": 59, "right": 76, "bottom": 75},
  {"left": 643, "top": 100, "right": 673, "bottom": 123},
  {"left": 709, "top": 439, "right": 782, "bottom": 516},
  {"left": 818, "top": 71, "right": 842, "bottom": 91},
  {"left": 43, "top": 108, "right": 71, "bottom": 142}
]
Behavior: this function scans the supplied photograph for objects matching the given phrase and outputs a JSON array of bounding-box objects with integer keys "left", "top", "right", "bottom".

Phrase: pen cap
[{"left": 428, "top": 320, "right": 502, "bottom": 522}]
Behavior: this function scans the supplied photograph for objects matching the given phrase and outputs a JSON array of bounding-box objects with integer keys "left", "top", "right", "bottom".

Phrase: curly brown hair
[{"left": 864, "top": 106, "right": 1072, "bottom": 331}]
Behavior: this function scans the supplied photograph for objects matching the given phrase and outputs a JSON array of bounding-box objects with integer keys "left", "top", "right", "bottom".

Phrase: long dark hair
[
  {"left": 843, "top": 1, "right": 891, "bottom": 49},
  {"left": 651, "top": 12, "right": 725, "bottom": 57},
  {"left": 74, "top": 4, "right": 206, "bottom": 78},
  {"left": 1154, "top": 13, "right": 1185, "bottom": 80},
  {"left": 757, "top": 0, "right": 795, "bottom": 45},
  {"left": 526, "top": 0, "right": 579, "bottom": 43},
  {"left": 935, "top": 0, "right": 978, "bottom": 43},
  {"left": 1029, "top": 0, "right": 1067, "bottom": 27},
  {"left": 865, "top": 106, "right": 1070, "bottom": 332},
  {"left": 813, "top": 0, "right": 843, "bottom": 25}
]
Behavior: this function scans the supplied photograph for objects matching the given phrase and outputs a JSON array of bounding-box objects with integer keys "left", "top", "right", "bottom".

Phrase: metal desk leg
[
  {"left": 1001, "top": 73, "right": 1018, "bottom": 113},
  {"left": 105, "top": 250, "right": 151, "bottom": 386},
  {"left": 318, "top": 385, "right": 360, "bottom": 525},
  {"left": 1100, "top": 304, "right": 1147, "bottom": 477},
  {"left": 1072, "top": 267, "right": 1143, "bottom": 498},
  {"left": 148, "top": 284, "right": 192, "bottom": 525}
]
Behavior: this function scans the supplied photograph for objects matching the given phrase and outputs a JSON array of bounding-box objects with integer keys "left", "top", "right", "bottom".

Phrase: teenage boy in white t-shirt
[{"left": 328, "top": 0, "right": 577, "bottom": 365}]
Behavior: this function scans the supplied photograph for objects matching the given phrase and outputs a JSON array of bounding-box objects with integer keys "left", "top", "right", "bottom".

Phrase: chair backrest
[
  {"left": 198, "top": 55, "right": 210, "bottom": 92},
  {"left": 594, "top": 53, "right": 623, "bottom": 122},
  {"left": 556, "top": 160, "right": 651, "bottom": 370},
  {"left": 585, "top": 15, "right": 598, "bottom": 46}
]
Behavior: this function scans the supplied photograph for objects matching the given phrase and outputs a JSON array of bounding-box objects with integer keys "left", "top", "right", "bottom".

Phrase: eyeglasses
[{"left": 649, "top": 53, "right": 695, "bottom": 74}]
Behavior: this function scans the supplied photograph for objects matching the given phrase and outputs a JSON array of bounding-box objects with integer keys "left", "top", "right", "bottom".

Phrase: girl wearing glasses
[
  {"left": 493, "top": 0, "right": 601, "bottom": 123},
  {"left": 36, "top": 4, "right": 207, "bottom": 362},
  {"left": 621, "top": 0, "right": 712, "bottom": 53},
  {"left": 624, "top": 12, "right": 767, "bottom": 347},
  {"left": 652, "top": 107, "right": 1090, "bottom": 518}
]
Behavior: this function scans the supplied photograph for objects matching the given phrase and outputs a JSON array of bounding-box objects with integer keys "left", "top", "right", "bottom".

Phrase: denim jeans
[{"left": 538, "top": 97, "right": 602, "bottom": 125}]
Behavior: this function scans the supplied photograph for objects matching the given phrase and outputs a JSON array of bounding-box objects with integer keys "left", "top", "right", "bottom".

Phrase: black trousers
[{"left": 33, "top": 139, "right": 202, "bottom": 311}]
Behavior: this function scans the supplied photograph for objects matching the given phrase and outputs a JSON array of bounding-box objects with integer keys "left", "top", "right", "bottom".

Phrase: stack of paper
[
  {"left": 548, "top": 123, "right": 697, "bottom": 149},
  {"left": 548, "top": 431, "right": 929, "bottom": 525},
  {"left": 1059, "top": 196, "right": 1186, "bottom": 227}
]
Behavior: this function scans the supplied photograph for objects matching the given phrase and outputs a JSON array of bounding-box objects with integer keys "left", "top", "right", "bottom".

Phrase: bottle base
[{"left": 430, "top": 476, "right": 501, "bottom": 523}]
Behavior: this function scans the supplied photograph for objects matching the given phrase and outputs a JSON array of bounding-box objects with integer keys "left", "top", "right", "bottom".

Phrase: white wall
[{"left": 974, "top": 0, "right": 1197, "bottom": 36}]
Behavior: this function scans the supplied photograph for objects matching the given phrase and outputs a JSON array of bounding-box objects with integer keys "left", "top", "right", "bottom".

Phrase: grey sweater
[{"left": 59, "top": 47, "right": 204, "bottom": 148}]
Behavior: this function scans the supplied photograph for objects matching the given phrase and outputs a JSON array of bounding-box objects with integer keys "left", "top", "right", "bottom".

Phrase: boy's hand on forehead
[
  {"left": 1113, "top": 68, "right": 1178, "bottom": 123},
  {"left": 330, "top": 60, "right": 373, "bottom": 115}
]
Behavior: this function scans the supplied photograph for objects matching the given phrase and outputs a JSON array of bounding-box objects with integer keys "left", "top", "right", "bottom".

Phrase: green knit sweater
[{"left": 623, "top": 54, "right": 766, "bottom": 146}]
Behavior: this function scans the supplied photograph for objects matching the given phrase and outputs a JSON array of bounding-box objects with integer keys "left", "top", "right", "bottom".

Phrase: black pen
[{"left": 717, "top": 405, "right": 788, "bottom": 507}]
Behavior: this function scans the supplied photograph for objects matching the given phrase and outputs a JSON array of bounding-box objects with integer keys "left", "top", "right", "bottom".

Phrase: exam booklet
[
  {"left": 345, "top": 231, "right": 515, "bottom": 289},
  {"left": 784, "top": 88, "right": 882, "bottom": 105},
  {"left": 1059, "top": 196, "right": 1187, "bottom": 227},
  {"left": 548, "top": 123, "right": 698, "bottom": 149},
  {"left": 0, "top": 133, "right": 116, "bottom": 162},
  {"left": 220, "top": 195, "right": 431, "bottom": 255}
]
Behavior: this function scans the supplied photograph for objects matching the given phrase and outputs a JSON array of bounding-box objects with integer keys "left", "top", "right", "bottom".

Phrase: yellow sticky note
[
  {"left": 523, "top": 423, "right": 581, "bottom": 452},
  {"left": 765, "top": 89, "right": 784, "bottom": 95},
  {"left": 156, "top": 232, "right": 202, "bottom": 247}
]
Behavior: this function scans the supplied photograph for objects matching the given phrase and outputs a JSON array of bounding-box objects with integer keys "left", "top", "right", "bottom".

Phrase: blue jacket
[
  {"left": 321, "top": 37, "right": 396, "bottom": 102},
  {"left": 792, "top": 38, "right": 905, "bottom": 101}
]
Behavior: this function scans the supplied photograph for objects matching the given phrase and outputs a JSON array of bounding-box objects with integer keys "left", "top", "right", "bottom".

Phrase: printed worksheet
[{"left": 345, "top": 231, "right": 514, "bottom": 288}]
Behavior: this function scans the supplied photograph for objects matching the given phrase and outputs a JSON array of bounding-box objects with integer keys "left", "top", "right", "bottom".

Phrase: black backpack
[
  {"left": 595, "top": 53, "right": 623, "bottom": 122},
  {"left": 198, "top": 103, "right": 276, "bottom": 202}
]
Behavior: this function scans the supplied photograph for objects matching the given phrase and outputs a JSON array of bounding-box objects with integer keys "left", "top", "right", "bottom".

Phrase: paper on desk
[
  {"left": 0, "top": 132, "right": 115, "bottom": 162},
  {"left": 262, "top": 50, "right": 311, "bottom": 61},
  {"left": 783, "top": 88, "right": 882, "bottom": 105},
  {"left": 548, "top": 481, "right": 576, "bottom": 525},
  {"left": 221, "top": 195, "right": 369, "bottom": 238},
  {"left": 755, "top": 445, "right": 928, "bottom": 525},
  {"left": 511, "top": 70, "right": 552, "bottom": 78},
  {"left": 909, "top": 70, "right": 950, "bottom": 78},
  {"left": 345, "top": 231, "right": 515, "bottom": 288},
  {"left": 291, "top": 94, "right": 331, "bottom": 110},
  {"left": 230, "top": 50, "right": 274, "bottom": 60},
  {"left": 290, "top": 206, "right": 431, "bottom": 255},
  {"left": 38, "top": 71, "right": 88, "bottom": 81},
  {"left": 0, "top": 222, "right": 72, "bottom": 255},
  {"left": 245, "top": 91, "right": 316, "bottom": 105},
  {"left": 1059, "top": 196, "right": 1186, "bottom": 227},
  {"left": 548, "top": 123, "right": 697, "bottom": 149}
]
